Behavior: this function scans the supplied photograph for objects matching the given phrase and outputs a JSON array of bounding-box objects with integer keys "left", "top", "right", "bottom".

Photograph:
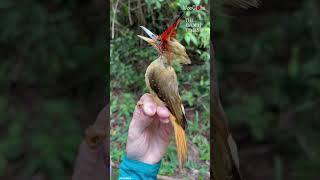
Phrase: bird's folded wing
[{"left": 148, "top": 68, "right": 187, "bottom": 130}]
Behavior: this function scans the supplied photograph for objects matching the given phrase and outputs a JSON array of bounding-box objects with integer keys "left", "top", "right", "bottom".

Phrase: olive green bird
[{"left": 138, "top": 12, "right": 190, "bottom": 168}]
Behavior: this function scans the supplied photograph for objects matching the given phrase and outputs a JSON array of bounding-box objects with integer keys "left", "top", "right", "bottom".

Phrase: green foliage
[
  {"left": 0, "top": 100, "right": 82, "bottom": 179},
  {"left": 192, "top": 135, "right": 210, "bottom": 161},
  {"left": 111, "top": 30, "right": 154, "bottom": 90},
  {"left": 0, "top": 0, "right": 104, "bottom": 179},
  {"left": 159, "top": 143, "right": 179, "bottom": 175},
  {"left": 0, "top": 0, "right": 104, "bottom": 88},
  {"left": 179, "top": 0, "right": 190, "bottom": 7},
  {"left": 110, "top": 0, "right": 210, "bottom": 177},
  {"left": 215, "top": 0, "right": 320, "bottom": 178},
  {"left": 226, "top": 95, "right": 274, "bottom": 140}
]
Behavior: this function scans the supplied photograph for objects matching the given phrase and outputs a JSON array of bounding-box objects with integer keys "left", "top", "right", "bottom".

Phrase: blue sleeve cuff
[{"left": 119, "top": 154, "right": 161, "bottom": 179}]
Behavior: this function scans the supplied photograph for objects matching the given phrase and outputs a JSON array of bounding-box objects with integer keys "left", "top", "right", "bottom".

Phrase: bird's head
[{"left": 137, "top": 13, "right": 191, "bottom": 65}]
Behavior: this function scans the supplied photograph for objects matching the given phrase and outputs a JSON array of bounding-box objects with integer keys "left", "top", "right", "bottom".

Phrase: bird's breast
[{"left": 145, "top": 61, "right": 178, "bottom": 103}]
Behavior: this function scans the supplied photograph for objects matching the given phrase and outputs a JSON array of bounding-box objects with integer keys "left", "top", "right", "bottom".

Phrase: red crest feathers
[{"left": 158, "top": 12, "right": 184, "bottom": 65}]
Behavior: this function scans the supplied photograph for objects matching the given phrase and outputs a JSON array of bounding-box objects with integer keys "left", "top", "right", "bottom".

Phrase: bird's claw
[
  {"left": 137, "top": 101, "right": 143, "bottom": 108},
  {"left": 85, "top": 125, "right": 107, "bottom": 148}
]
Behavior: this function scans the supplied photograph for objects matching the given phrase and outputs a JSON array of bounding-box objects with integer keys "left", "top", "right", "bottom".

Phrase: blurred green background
[
  {"left": 0, "top": 0, "right": 106, "bottom": 179},
  {"left": 0, "top": 0, "right": 319, "bottom": 179},
  {"left": 110, "top": 0, "right": 210, "bottom": 178},
  {"left": 214, "top": 0, "right": 320, "bottom": 180}
]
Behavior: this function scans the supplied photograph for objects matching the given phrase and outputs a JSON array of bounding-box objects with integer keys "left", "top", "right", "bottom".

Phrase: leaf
[
  {"left": 179, "top": 0, "right": 190, "bottom": 7},
  {"left": 193, "top": 0, "right": 201, "bottom": 5},
  {"left": 155, "top": 1, "right": 161, "bottom": 9},
  {"left": 190, "top": 34, "right": 198, "bottom": 46},
  {"left": 184, "top": 34, "right": 191, "bottom": 45},
  {"left": 200, "top": 51, "right": 210, "bottom": 61},
  {"left": 181, "top": 91, "right": 195, "bottom": 106}
]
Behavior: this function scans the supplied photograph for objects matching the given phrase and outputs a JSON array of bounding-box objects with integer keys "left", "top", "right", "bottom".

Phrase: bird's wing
[{"left": 148, "top": 67, "right": 187, "bottom": 130}]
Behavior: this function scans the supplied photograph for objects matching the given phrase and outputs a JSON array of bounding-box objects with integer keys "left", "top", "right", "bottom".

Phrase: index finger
[{"left": 140, "top": 93, "right": 157, "bottom": 116}]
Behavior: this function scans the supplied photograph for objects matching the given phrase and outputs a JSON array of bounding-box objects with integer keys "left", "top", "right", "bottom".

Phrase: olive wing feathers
[{"left": 148, "top": 68, "right": 187, "bottom": 129}]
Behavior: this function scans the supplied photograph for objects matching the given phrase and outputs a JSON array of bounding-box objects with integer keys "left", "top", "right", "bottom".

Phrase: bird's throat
[{"left": 158, "top": 55, "right": 171, "bottom": 68}]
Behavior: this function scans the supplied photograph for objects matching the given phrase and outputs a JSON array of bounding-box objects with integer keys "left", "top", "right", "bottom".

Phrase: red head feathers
[
  {"left": 138, "top": 12, "right": 186, "bottom": 65},
  {"left": 158, "top": 12, "right": 184, "bottom": 52}
]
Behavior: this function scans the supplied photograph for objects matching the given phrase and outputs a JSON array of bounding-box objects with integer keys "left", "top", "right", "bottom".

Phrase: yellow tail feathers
[{"left": 169, "top": 114, "right": 187, "bottom": 168}]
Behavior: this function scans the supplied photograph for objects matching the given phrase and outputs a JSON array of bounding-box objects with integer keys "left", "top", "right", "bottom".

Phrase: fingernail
[
  {"left": 158, "top": 106, "right": 167, "bottom": 112},
  {"left": 144, "top": 102, "right": 156, "bottom": 115},
  {"left": 157, "top": 106, "right": 170, "bottom": 118}
]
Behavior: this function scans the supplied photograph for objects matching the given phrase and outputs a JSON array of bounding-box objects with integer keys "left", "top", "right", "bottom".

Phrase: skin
[
  {"left": 126, "top": 93, "right": 173, "bottom": 164},
  {"left": 72, "top": 94, "right": 171, "bottom": 180},
  {"left": 72, "top": 106, "right": 108, "bottom": 180}
]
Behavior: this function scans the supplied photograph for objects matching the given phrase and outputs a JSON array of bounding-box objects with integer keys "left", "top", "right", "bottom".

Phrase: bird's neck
[{"left": 157, "top": 55, "right": 170, "bottom": 68}]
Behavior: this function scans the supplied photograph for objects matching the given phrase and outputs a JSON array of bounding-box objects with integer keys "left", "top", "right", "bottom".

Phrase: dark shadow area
[
  {"left": 0, "top": 0, "right": 106, "bottom": 179},
  {"left": 214, "top": 0, "right": 320, "bottom": 179}
]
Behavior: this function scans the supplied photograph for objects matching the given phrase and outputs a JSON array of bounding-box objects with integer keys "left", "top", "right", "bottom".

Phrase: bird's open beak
[
  {"left": 138, "top": 26, "right": 157, "bottom": 46},
  {"left": 137, "top": 35, "right": 155, "bottom": 45}
]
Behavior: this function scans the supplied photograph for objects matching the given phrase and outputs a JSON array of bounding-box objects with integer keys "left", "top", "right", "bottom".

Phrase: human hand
[
  {"left": 126, "top": 93, "right": 173, "bottom": 164},
  {"left": 72, "top": 105, "right": 108, "bottom": 180}
]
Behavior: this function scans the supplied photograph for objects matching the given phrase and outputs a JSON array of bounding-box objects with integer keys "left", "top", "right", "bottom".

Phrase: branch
[
  {"left": 128, "top": 0, "right": 133, "bottom": 25},
  {"left": 111, "top": 0, "right": 120, "bottom": 39},
  {"left": 130, "top": 3, "right": 147, "bottom": 11}
]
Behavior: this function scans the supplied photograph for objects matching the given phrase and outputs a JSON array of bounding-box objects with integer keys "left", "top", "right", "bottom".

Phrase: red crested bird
[{"left": 137, "top": 12, "right": 190, "bottom": 168}]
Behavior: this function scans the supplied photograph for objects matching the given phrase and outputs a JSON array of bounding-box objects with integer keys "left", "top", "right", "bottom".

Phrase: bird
[{"left": 137, "top": 12, "right": 190, "bottom": 169}]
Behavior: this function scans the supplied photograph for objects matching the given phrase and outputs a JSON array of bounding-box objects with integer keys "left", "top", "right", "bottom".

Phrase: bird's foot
[
  {"left": 137, "top": 100, "right": 143, "bottom": 108},
  {"left": 85, "top": 125, "right": 107, "bottom": 148}
]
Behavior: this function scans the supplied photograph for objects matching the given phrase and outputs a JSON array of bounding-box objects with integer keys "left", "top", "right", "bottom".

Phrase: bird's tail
[{"left": 169, "top": 114, "right": 187, "bottom": 169}]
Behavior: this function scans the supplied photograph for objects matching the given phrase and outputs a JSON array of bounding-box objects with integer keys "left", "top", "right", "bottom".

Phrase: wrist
[
  {"left": 119, "top": 154, "right": 161, "bottom": 178},
  {"left": 139, "top": 155, "right": 161, "bottom": 164},
  {"left": 126, "top": 153, "right": 161, "bottom": 165}
]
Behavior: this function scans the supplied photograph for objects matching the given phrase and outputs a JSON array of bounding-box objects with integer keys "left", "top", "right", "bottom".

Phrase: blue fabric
[{"left": 119, "top": 155, "right": 161, "bottom": 180}]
